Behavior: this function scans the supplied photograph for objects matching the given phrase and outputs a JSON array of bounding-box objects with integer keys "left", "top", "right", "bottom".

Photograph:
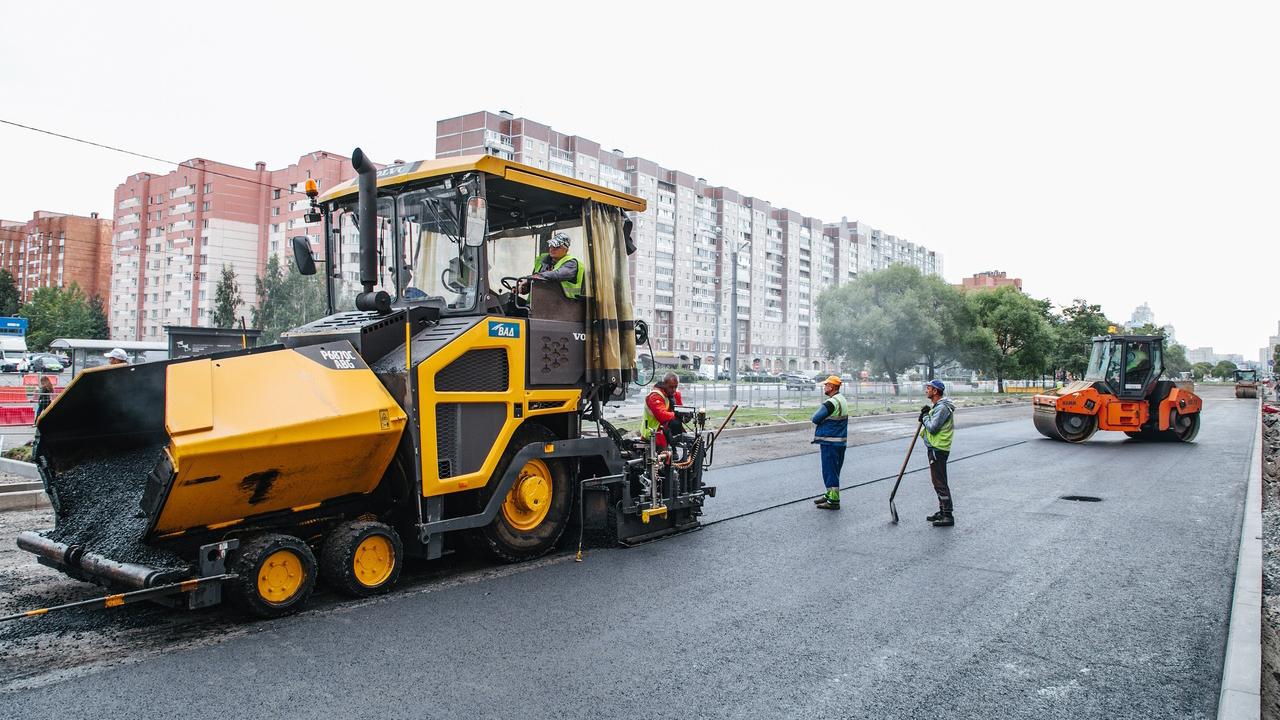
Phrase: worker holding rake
[{"left": 920, "top": 380, "right": 956, "bottom": 527}]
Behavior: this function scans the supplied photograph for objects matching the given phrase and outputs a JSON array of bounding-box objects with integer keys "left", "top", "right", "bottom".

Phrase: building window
[
  {"left": 202, "top": 201, "right": 210, "bottom": 211},
  {"left": 273, "top": 189, "right": 281, "bottom": 200},
  {"left": 272, "top": 207, "right": 280, "bottom": 216},
  {"left": 203, "top": 183, "right": 212, "bottom": 193}
]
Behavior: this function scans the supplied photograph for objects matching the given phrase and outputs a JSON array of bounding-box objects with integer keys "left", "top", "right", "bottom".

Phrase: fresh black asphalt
[{"left": 0, "top": 391, "right": 1253, "bottom": 719}]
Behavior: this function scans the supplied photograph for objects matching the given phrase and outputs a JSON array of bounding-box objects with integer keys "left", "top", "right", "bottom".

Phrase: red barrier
[
  {"left": 0, "top": 405, "right": 34, "bottom": 426},
  {"left": 0, "top": 388, "right": 27, "bottom": 403}
]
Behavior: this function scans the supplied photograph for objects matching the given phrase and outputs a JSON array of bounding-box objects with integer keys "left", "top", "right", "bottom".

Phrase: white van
[{"left": 0, "top": 336, "right": 29, "bottom": 373}]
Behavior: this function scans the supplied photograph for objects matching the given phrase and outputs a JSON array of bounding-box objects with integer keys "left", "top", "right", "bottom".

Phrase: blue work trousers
[{"left": 819, "top": 444, "right": 846, "bottom": 490}]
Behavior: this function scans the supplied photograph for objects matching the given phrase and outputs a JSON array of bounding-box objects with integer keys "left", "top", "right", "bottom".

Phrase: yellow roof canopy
[{"left": 318, "top": 154, "right": 645, "bottom": 212}]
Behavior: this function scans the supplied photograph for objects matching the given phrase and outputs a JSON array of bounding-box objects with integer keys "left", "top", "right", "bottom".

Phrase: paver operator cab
[
  {"left": 1033, "top": 334, "right": 1202, "bottom": 443},
  {"left": 18, "top": 151, "right": 717, "bottom": 619}
]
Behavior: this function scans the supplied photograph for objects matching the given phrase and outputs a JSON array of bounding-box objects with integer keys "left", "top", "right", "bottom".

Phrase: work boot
[
  {"left": 816, "top": 489, "right": 840, "bottom": 510},
  {"left": 926, "top": 510, "right": 945, "bottom": 522},
  {"left": 931, "top": 512, "right": 954, "bottom": 527}
]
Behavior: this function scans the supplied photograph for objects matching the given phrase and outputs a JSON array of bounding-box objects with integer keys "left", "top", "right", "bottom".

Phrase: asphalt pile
[
  {"left": 1260, "top": 404, "right": 1280, "bottom": 720},
  {"left": 41, "top": 445, "right": 186, "bottom": 570}
]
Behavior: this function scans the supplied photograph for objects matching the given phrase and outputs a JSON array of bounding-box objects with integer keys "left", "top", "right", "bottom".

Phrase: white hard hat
[
  {"left": 104, "top": 348, "right": 129, "bottom": 362},
  {"left": 548, "top": 232, "right": 571, "bottom": 249}
]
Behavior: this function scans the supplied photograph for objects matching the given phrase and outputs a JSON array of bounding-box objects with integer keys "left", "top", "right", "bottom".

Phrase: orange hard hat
[{"left": 825, "top": 375, "right": 842, "bottom": 386}]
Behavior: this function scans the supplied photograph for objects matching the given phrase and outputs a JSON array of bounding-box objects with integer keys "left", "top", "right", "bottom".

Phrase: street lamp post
[
  {"left": 712, "top": 275, "right": 720, "bottom": 379},
  {"left": 728, "top": 237, "right": 749, "bottom": 406}
]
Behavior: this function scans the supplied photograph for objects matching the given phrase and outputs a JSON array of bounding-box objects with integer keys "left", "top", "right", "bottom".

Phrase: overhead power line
[{"left": 0, "top": 118, "right": 311, "bottom": 198}]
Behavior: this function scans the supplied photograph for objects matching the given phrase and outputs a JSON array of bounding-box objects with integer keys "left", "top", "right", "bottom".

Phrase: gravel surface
[
  {"left": 1260, "top": 404, "right": 1279, "bottom": 719},
  {"left": 42, "top": 445, "right": 184, "bottom": 569}
]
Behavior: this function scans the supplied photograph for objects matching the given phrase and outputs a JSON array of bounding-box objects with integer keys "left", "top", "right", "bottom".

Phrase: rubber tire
[
  {"left": 477, "top": 424, "right": 572, "bottom": 563},
  {"left": 227, "top": 534, "right": 317, "bottom": 619},
  {"left": 320, "top": 520, "right": 404, "bottom": 597}
]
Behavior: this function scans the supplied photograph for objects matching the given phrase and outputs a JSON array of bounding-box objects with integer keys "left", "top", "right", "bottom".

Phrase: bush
[{"left": 2, "top": 442, "right": 33, "bottom": 462}]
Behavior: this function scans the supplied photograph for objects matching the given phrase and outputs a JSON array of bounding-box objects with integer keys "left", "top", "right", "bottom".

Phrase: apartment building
[
  {"left": 108, "top": 151, "right": 355, "bottom": 341},
  {"left": 0, "top": 210, "right": 113, "bottom": 305},
  {"left": 436, "top": 110, "right": 945, "bottom": 373},
  {"left": 958, "top": 270, "right": 1022, "bottom": 292}
]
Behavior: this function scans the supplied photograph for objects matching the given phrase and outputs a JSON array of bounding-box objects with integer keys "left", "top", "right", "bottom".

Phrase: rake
[{"left": 888, "top": 420, "right": 923, "bottom": 524}]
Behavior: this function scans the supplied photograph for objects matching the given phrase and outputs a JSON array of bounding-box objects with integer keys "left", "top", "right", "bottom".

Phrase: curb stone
[{"left": 1217, "top": 404, "right": 1262, "bottom": 719}]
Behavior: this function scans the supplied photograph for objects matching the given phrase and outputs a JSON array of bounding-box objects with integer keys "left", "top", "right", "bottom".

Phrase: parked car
[
  {"left": 28, "top": 354, "right": 65, "bottom": 373},
  {"left": 783, "top": 373, "right": 816, "bottom": 390},
  {"left": 0, "top": 353, "right": 28, "bottom": 373}
]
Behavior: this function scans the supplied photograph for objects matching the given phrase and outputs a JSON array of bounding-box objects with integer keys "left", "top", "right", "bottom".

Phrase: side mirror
[
  {"left": 291, "top": 236, "right": 317, "bottom": 275},
  {"left": 464, "top": 196, "right": 486, "bottom": 247},
  {"left": 623, "top": 217, "right": 637, "bottom": 255}
]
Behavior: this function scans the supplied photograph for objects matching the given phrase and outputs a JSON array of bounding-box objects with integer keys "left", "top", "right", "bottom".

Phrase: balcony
[
  {"left": 171, "top": 185, "right": 194, "bottom": 199},
  {"left": 484, "top": 131, "right": 515, "bottom": 152},
  {"left": 118, "top": 197, "right": 141, "bottom": 210}
]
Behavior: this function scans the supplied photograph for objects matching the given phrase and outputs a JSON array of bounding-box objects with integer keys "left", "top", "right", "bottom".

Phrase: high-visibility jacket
[
  {"left": 920, "top": 398, "right": 955, "bottom": 451},
  {"left": 811, "top": 392, "right": 849, "bottom": 446},
  {"left": 532, "top": 253, "right": 584, "bottom": 299},
  {"left": 642, "top": 388, "right": 682, "bottom": 448}
]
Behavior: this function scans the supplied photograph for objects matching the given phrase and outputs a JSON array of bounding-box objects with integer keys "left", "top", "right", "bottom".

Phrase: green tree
[
  {"left": 1050, "top": 299, "right": 1113, "bottom": 379},
  {"left": 817, "top": 265, "right": 930, "bottom": 393},
  {"left": 963, "top": 286, "right": 1053, "bottom": 392},
  {"left": 1191, "top": 361, "right": 1214, "bottom": 381},
  {"left": 17, "top": 283, "right": 97, "bottom": 351},
  {"left": 212, "top": 264, "right": 243, "bottom": 329},
  {"left": 87, "top": 294, "right": 109, "bottom": 340},
  {"left": 1212, "top": 360, "right": 1238, "bottom": 379},
  {"left": 914, "top": 275, "right": 972, "bottom": 380},
  {"left": 252, "top": 254, "right": 328, "bottom": 344},
  {"left": 1163, "top": 341, "right": 1191, "bottom": 377},
  {"left": 0, "top": 269, "right": 19, "bottom": 317}
]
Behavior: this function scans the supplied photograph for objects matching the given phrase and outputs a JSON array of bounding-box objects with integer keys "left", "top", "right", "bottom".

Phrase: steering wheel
[{"left": 500, "top": 276, "right": 522, "bottom": 291}]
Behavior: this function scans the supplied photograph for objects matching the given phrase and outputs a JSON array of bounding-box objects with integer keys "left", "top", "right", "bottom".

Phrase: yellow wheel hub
[
  {"left": 257, "top": 549, "right": 305, "bottom": 604},
  {"left": 352, "top": 534, "right": 395, "bottom": 588},
  {"left": 502, "top": 459, "right": 553, "bottom": 531}
]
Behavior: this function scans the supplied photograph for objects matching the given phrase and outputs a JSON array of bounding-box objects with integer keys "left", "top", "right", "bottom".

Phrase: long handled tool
[{"left": 888, "top": 420, "right": 923, "bottom": 524}]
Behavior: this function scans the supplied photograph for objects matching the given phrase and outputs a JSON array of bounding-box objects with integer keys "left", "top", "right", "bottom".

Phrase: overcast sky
[{"left": 1, "top": 1, "right": 1275, "bottom": 358}]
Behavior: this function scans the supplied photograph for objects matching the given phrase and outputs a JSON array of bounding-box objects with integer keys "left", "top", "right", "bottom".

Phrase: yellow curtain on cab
[{"left": 583, "top": 201, "right": 636, "bottom": 387}]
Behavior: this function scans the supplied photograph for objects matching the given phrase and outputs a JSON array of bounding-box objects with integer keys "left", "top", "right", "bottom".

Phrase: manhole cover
[{"left": 1060, "top": 495, "right": 1102, "bottom": 502}]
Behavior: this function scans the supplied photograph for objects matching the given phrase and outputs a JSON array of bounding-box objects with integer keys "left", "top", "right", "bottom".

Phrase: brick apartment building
[
  {"left": 0, "top": 210, "right": 113, "bottom": 306},
  {"left": 436, "top": 110, "right": 945, "bottom": 373},
  {"left": 108, "top": 151, "right": 356, "bottom": 341},
  {"left": 957, "top": 270, "right": 1022, "bottom": 292}
]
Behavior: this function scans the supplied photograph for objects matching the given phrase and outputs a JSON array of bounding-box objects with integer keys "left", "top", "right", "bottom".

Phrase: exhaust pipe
[{"left": 352, "top": 148, "right": 391, "bottom": 313}]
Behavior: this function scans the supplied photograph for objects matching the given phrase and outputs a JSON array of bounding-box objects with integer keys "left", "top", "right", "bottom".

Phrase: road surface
[{"left": 0, "top": 389, "right": 1252, "bottom": 719}]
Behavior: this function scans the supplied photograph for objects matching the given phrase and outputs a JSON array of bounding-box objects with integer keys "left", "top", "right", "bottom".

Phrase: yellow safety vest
[{"left": 532, "top": 253, "right": 584, "bottom": 299}]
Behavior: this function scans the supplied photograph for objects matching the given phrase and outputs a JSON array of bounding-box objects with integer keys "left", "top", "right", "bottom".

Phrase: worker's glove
[
  {"left": 918, "top": 405, "right": 930, "bottom": 423},
  {"left": 530, "top": 273, "right": 544, "bottom": 281}
]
